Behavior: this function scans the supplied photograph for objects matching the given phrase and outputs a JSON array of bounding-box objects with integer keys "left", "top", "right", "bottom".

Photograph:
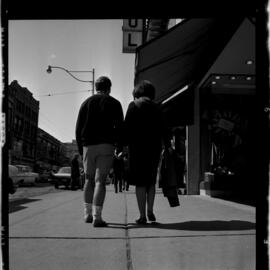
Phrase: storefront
[{"left": 134, "top": 18, "right": 256, "bottom": 197}]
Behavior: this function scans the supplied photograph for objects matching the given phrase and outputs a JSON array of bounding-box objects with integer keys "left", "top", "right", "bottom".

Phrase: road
[
  {"left": 8, "top": 183, "right": 68, "bottom": 213},
  {"left": 9, "top": 182, "right": 64, "bottom": 199}
]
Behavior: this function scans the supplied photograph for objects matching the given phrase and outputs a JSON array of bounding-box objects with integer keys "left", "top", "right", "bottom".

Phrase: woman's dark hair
[
  {"left": 132, "top": 80, "right": 156, "bottom": 100},
  {"left": 95, "top": 76, "right": 112, "bottom": 92}
]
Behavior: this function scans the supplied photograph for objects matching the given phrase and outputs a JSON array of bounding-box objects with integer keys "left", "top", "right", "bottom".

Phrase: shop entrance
[{"left": 201, "top": 89, "right": 256, "bottom": 202}]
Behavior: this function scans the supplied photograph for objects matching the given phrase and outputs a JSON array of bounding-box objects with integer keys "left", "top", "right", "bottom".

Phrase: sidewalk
[{"left": 9, "top": 185, "right": 255, "bottom": 270}]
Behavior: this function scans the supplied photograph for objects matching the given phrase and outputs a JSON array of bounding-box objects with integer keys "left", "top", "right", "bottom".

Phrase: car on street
[
  {"left": 37, "top": 169, "right": 53, "bottom": 183},
  {"left": 8, "top": 165, "right": 20, "bottom": 194},
  {"left": 49, "top": 166, "right": 71, "bottom": 189},
  {"left": 14, "top": 165, "right": 39, "bottom": 186}
]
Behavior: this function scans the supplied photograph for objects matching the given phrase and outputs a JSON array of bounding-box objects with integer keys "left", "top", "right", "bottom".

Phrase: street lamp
[{"left": 46, "top": 65, "right": 95, "bottom": 95}]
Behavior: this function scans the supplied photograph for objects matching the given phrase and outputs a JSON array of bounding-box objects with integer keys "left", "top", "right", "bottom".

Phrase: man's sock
[
  {"left": 84, "top": 202, "right": 92, "bottom": 219},
  {"left": 92, "top": 205, "right": 103, "bottom": 221}
]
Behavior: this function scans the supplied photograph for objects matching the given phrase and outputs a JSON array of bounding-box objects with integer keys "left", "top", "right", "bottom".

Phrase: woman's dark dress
[{"left": 124, "top": 97, "right": 163, "bottom": 187}]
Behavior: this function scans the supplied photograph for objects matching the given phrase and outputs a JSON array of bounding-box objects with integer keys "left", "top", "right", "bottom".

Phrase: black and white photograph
[{"left": 2, "top": 3, "right": 269, "bottom": 270}]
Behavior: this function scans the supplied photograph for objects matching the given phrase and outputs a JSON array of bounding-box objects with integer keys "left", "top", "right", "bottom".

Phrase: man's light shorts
[{"left": 83, "top": 144, "right": 114, "bottom": 184}]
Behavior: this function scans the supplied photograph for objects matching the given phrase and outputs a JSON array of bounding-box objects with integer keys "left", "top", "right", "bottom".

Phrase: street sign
[{"left": 122, "top": 19, "right": 144, "bottom": 53}]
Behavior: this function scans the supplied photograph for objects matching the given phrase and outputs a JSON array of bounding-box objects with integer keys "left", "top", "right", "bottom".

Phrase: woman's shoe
[
  {"left": 147, "top": 213, "right": 156, "bottom": 222},
  {"left": 135, "top": 217, "right": 147, "bottom": 225}
]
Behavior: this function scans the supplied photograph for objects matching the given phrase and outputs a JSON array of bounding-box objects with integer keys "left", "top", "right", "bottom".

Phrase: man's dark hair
[
  {"left": 132, "top": 80, "right": 155, "bottom": 100},
  {"left": 95, "top": 76, "right": 112, "bottom": 92}
]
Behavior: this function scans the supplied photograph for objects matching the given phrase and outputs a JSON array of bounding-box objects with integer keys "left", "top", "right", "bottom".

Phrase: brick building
[
  {"left": 7, "top": 80, "right": 39, "bottom": 168},
  {"left": 35, "top": 128, "right": 69, "bottom": 172}
]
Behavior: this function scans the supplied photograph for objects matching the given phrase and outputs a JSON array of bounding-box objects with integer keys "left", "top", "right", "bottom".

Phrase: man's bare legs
[
  {"left": 92, "top": 172, "right": 108, "bottom": 206},
  {"left": 83, "top": 174, "right": 95, "bottom": 223},
  {"left": 83, "top": 174, "right": 95, "bottom": 203}
]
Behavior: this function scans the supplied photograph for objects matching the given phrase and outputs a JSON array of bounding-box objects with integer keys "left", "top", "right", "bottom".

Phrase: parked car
[
  {"left": 38, "top": 170, "right": 52, "bottom": 183},
  {"left": 49, "top": 166, "right": 71, "bottom": 189},
  {"left": 14, "top": 165, "right": 39, "bottom": 186},
  {"left": 8, "top": 165, "right": 20, "bottom": 194}
]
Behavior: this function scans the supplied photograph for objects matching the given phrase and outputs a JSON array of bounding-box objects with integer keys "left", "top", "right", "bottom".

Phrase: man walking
[{"left": 76, "top": 76, "right": 124, "bottom": 227}]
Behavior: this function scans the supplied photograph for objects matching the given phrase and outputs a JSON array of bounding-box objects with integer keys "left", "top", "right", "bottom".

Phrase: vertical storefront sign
[{"left": 122, "top": 19, "right": 144, "bottom": 53}]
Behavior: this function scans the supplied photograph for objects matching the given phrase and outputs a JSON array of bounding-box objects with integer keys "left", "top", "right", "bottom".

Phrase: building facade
[
  {"left": 35, "top": 128, "right": 69, "bottom": 172},
  {"left": 7, "top": 80, "right": 39, "bottom": 168}
]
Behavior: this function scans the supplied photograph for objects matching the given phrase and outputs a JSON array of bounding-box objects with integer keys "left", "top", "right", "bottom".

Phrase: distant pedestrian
[
  {"left": 113, "top": 150, "right": 124, "bottom": 193},
  {"left": 122, "top": 153, "right": 129, "bottom": 191},
  {"left": 123, "top": 80, "right": 164, "bottom": 224},
  {"left": 71, "top": 154, "right": 80, "bottom": 190},
  {"left": 171, "top": 127, "right": 186, "bottom": 193},
  {"left": 76, "top": 76, "right": 124, "bottom": 227}
]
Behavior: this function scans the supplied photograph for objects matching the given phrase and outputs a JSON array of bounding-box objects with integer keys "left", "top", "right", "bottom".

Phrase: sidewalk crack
[{"left": 124, "top": 192, "right": 134, "bottom": 270}]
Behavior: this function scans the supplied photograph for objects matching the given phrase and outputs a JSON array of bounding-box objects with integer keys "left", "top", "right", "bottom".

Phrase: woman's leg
[
  {"left": 146, "top": 185, "right": 156, "bottom": 216},
  {"left": 135, "top": 186, "right": 147, "bottom": 218}
]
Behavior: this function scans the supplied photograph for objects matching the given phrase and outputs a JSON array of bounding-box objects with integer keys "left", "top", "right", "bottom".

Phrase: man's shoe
[
  {"left": 147, "top": 213, "right": 156, "bottom": 222},
  {"left": 93, "top": 219, "right": 107, "bottom": 227},
  {"left": 84, "top": 215, "right": 93, "bottom": 223},
  {"left": 135, "top": 217, "right": 147, "bottom": 225}
]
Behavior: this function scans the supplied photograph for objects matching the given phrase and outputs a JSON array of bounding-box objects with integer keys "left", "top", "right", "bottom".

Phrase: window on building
[
  {"left": 30, "top": 145, "right": 34, "bottom": 157},
  {"left": 25, "top": 106, "right": 29, "bottom": 117},
  {"left": 31, "top": 125, "right": 35, "bottom": 138},
  {"left": 16, "top": 100, "right": 20, "bottom": 112},
  {"left": 14, "top": 116, "right": 18, "bottom": 131},
  {"left": 18, "top": 118, "right": 23, "bottom": 133},
  {"left": 31, "top": 110, "right": 36, "bottom": 121},
  {"left": 21, "top": 119, "right": 24, "bottom": 133},
  {"left": 22, "top": 103, "right": 25, "bottom": 114},
  {"left": 25, "top": 121, "right": 30, "bottom": 136}
]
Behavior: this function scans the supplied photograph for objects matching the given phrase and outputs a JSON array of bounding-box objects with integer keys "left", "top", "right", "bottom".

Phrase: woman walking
[{"left": 124, "top": 80, "right": 163, "bottom": 224}]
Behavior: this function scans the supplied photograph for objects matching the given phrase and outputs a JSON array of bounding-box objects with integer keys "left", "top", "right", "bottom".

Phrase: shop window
[{"left": 202, "top": 93, "right": 255, "bottom": 178}]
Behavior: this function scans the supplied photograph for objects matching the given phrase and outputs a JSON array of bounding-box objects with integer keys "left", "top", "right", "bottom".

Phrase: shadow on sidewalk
[
  {"left": 9, "top": 198, "right": 41, "bottom": 214},
  {"left": 127, "top": 220, "right": 255, "bottom": 231}
]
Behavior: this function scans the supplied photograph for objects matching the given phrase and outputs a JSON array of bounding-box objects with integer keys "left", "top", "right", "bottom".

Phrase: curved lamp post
[{"left": 46, "top": 65, "right": 95, "bottom": 95}]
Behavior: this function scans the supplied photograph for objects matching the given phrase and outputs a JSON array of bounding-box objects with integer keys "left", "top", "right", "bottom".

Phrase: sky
[{"left": 8, "top": 20, "right": 135, "bottom": 143}]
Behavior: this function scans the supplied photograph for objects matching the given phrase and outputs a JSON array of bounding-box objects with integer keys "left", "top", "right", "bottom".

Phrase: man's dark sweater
[{"left": 75, "top": 93, "right": 124, "bottom": 155}]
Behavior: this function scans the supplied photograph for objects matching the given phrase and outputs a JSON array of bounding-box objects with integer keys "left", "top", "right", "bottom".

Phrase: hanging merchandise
[{"left": 210, "top": 109, "right": 243, "bottom": 148}]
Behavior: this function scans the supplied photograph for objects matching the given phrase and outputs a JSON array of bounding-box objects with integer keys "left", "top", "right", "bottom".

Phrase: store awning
[{"left": 135, "top": 18, "right": 244, "bottom": 104}]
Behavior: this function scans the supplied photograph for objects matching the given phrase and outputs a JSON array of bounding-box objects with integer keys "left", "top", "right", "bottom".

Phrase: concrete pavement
[{"left": 9, "top": 185, "right": 255, "bottom": 270}]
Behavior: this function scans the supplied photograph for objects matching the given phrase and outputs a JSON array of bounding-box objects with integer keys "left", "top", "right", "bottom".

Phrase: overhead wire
[{"left": 36, "top": 89, "right": 91, "bottom": 97}]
